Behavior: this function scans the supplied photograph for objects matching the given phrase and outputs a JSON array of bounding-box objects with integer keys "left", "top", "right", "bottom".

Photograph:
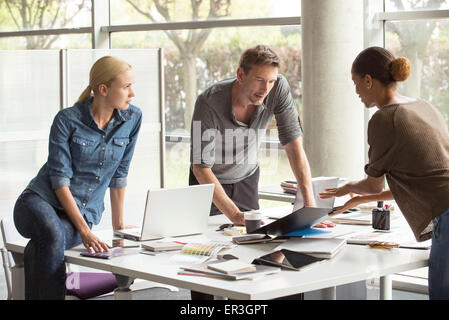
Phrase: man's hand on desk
[
  {"left": 313, "top": 220, "right": 336, "bottom": 228},
  {"left": 228, "top": 211, "right": 245, "bottom": 226}
]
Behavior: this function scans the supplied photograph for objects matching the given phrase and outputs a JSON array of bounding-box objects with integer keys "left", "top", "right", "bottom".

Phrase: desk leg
[
  {"left": 11, "top": 253, "right": 25, "bottom": 300},
  {"left": 114, "top": 274, "right": 134, "bottom": 300},
  {"left": 321, "top": 287, "right": 336, "bottom": 300},
  {"left": 380, "top": 275, "right": 392, "bottom": 300}
]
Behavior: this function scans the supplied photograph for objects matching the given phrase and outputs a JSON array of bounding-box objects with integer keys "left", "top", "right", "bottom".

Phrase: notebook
[
  {"left": 114, "top": 184, "right": 214, "bottom": 241},
  {"left": 264, "top": 177, "right": 339, "bottom": 222},
  {"left": 277, "top": 238, "right": 347, "bottom": 259},
  {"left": 248, "top": 206, "right": 333, "bottom": 236},
  {"left": 207, "top": 259, "right": 256, "bottom": 274},
  {"left": 180, "top": 263, "right": 281, "bottom": 280}
]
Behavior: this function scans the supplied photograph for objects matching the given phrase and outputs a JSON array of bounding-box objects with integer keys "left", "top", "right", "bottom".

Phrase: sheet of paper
[
  {"left": 259, "top": 205, "right": 294, "bottom": 219},
  {"left": 294, "top": 177, "right": 340, "bottom": 210}
]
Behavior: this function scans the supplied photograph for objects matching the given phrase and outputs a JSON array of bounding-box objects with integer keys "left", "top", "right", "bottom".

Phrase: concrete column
[{"left": 302, "top": 0, "right": 365, "bottom": 180}]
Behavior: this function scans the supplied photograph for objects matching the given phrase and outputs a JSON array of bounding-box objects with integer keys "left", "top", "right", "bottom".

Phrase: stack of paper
[
  {"left": 207, "top": 259, "right": 256, "bottom": 275},
  {"left": 278, "top": 238, "right": 347, "bottom": 259},
  {"left": 141, "top": 241, "right": 185, "bottom": 252},
  {"left": 179, "top": 262, "right": 281, "bottom": 280},
  {"left": 344, "top": 230, "right": 431, "bottom": 249},
  {"left": 330, "top": 211, "right": 372, "bottom": 225},
  {"left": 293, "top": 177, "right": 340, "bottom": 210}
]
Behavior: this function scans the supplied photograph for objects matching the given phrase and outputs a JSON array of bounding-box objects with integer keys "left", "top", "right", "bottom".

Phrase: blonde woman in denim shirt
[{"left": 13, "top": 56, "right": 142, "bottom": 299}]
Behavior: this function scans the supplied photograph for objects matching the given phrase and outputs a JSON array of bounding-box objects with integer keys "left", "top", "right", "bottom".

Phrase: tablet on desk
[{"left": 252, "top": 249, "right": 324, "bottom": 271}]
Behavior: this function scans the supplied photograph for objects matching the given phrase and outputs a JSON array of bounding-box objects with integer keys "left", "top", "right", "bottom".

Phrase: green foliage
[{"left": 0, "top": 0, "right": 90, "bottom": 49}]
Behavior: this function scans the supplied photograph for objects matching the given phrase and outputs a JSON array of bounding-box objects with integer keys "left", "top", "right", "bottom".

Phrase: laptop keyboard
[{"left": 127, "top": 229, "right": 141, "bottom": 235}]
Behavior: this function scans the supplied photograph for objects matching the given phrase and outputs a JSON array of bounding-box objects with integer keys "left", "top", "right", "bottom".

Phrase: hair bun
[{"left": 390, "top": 57, "right": 411, "bottom": 81}]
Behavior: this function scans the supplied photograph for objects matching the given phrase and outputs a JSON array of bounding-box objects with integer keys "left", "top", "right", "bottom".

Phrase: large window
[
  {"left": 0, "top": 0, "right": 91, "bottom": 32},
  {"left": 109, "top": 0, "right": 302, "bottom": 189},
  {"left": 386, "top": 20, "right": 449, "bottom": 122},
  {"left": 385, "top": 0, "right": 449, "bottom": 11},
  {"left": 383, "top": 1, "right": 449, "bottom": 125},
  {"left": 110, "top": 0, "right": 301, "bottom": 24},
  {"left": 0, "top": 1, "right": 303, "bottom": 234}
]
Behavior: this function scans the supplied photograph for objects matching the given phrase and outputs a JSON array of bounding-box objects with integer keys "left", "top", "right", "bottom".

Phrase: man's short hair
[{"left": 239, "top": 45, "right": 280, "bottom": 74}]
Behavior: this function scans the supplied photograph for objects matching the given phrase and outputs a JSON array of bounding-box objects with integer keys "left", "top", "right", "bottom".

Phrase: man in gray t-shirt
[{"left": 189, "top": 45, "right": 317, "bottom": 225}]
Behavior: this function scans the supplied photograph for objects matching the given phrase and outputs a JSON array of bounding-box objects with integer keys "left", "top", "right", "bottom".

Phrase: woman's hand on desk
[
  {"left": 80, "top": 228, "right": 109, "bottom": 253},
  {"left": 330, "top": 196, "right": 364, "bottom": 215},
  {"left": 319, "top": 185, "right": 350, "bottom": 199}
]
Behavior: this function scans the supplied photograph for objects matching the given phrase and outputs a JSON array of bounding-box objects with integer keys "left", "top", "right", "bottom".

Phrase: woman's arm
[
  {"left": 320, "top": 175, "right": 385, "bottom": 199},
  {"left": 110, "top": 187, "right": 126, "bottom": 231},
  {"left": 331, "top": 190, "right": 394, "bottom": 215},
  {"left": 54, "top": 186, "right": 109, "bottom": 252}
]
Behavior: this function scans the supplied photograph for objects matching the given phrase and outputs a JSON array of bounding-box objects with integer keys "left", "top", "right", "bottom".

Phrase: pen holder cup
[{"left": 372, "top": 209, "right": 390, "bottom": 230}]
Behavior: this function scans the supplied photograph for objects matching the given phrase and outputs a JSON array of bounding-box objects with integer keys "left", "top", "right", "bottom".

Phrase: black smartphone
[
  {"left": 232, "top": 234, "right": 270, "bottom": 244},
  {"left": 80, "top": 251, "right": 112, "bottom": 259}
]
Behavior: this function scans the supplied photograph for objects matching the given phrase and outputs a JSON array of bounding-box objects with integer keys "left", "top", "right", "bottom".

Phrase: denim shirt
[{"left": 26, "top": 97, "right": 142, "bottom": 225}]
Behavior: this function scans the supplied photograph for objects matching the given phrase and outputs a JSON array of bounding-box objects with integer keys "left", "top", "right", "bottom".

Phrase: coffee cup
[{"left": 244, "top": 211, "right": 262, "bottom": 233}]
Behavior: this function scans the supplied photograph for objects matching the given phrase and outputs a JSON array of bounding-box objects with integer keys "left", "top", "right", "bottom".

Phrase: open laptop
[
  {"left": 114, "top": 184, "right": 214, "bottom": 241},
  {"left": 249, "top": 178, "right": 340, "bottom": 236}
]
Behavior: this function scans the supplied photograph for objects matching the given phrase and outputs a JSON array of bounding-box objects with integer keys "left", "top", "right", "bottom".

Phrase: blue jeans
[
  {"left": 429, "top": 207, "right": 449, "bottom": 299},
  {"left": 13, "top": 191, "right": 90, "bottom": 300}
]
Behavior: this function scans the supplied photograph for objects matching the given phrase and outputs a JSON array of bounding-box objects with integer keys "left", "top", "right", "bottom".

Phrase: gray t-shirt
[{"left": 190, "top": 74, "right": 302, "bottom": 184}]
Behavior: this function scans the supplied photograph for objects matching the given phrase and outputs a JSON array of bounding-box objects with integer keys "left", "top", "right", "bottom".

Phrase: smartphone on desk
[
  {"left": 80, "top": 251, "right": 112, "bottom": 259},
  {"left": 232, "top": 234, "right": 288, "bottom": 245}
]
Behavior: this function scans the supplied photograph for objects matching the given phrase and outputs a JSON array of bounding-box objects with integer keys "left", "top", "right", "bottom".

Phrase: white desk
[{"left": 5, "top": 215, "right": 429, "bottom": 300}]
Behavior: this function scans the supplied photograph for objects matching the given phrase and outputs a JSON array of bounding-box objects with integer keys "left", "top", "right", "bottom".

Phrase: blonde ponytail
[
  {"left": 76, "top": 56, "right": 132, "bottom": 104},
  {"left": 77, "top": 85, "right": 93, "bottom": 104}
]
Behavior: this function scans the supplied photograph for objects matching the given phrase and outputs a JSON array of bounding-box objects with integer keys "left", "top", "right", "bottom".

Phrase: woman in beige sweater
[{"left": 320, "top": 46, "right": 449, "bottom": 300}]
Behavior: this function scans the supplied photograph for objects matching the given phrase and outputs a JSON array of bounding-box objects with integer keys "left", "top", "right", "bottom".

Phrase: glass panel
[
  {"left": 110, "top": 0, "right": 301, "bottom": 25},
  {"left": 112, "top": 25, "right": 302, "bottom": 189},
  {"left": 385, "top": 20, "right": 449, "bottom": 124},
  {"left": 0, "top": 50, "right": 60, "bottom": 225},
  {"left": 385, "top": 0, "right": 449, "bottom": 12},
  {"left": 165, "top": 138, "right": 292, "bottom": 202},
  {"left": 66, "top": 49, "right": 163, "bottom": 227},
  {"left": 0, "top": 0, "right": 91, "bottom": 31},
  {"left": 111, "top": 25, "right": 302, "bottom": 134},
  {"left": 0, "top": 34, "right": 92, "bottom": 50}
]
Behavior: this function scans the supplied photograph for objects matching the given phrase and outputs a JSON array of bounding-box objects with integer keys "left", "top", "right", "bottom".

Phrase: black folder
[{"left": 248, "top": 206, "right": 333, "bottom": 236}]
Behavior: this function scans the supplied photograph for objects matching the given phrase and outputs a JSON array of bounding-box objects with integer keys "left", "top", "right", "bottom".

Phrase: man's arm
[
  {"left": 283, "top": 136, "right": 316, "bottom": 207},
  {"left": 192, "top": 165, "right": 245, "bottom": 225}
]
